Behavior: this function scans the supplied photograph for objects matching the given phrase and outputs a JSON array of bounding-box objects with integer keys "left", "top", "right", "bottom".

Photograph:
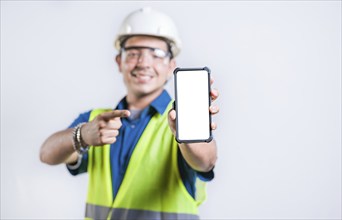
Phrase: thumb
[{"left": 168, "top": 109, "right": 177, "bottom": 135}]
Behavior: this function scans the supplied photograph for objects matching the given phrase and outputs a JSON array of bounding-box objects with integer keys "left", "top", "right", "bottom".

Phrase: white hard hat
[{"left": 114, "top": 7, "right": 182, "bottom": 57}]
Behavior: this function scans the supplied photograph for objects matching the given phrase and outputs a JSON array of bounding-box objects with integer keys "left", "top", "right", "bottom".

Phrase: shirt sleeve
[
  {"left": 177, "top": 149, "right": 215, "bottom": 198},
  {"left": 196, "top": 168, "right": 215, "bottom": 181},
  {"left": 68, "top": 110, "right": 92, "bottom": 129},
  {"left": 66, "top": 153, "right": 88, "bottom": 175},
  {"left": 66, "top": 110, "right": 92, "bottom": 175},
  {"left": 177, "top": 148, "right": 214, "bottom": 182}
]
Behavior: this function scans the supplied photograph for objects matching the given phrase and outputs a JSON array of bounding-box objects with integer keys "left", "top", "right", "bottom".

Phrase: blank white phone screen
[{"left": 176, "top": 70, "right": 210, "bottom": 141}]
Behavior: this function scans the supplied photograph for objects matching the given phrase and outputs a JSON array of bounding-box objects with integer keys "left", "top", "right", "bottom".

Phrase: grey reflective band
[
  {"left": 85, "top": 203, "right": 111, "bottom": 220},
  {"left": 86, "top": 203, "right": 199, "bottom": 220},
  {"left": 110, "top": 208, "right": 199, "bottom": 220}
]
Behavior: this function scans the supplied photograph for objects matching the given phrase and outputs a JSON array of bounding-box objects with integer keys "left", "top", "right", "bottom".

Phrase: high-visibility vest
[{"left": 85, "top": 101, "right": 206, "bottom": 220}]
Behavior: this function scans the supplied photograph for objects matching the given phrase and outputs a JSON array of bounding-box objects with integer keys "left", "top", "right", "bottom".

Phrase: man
[{"left": 40, "top": 7, "right": 219, "bottom": 220}]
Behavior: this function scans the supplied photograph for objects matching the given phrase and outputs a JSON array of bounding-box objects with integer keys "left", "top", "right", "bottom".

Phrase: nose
[{"left": 137, "top": 50, "right": 153, "bottom": 65}]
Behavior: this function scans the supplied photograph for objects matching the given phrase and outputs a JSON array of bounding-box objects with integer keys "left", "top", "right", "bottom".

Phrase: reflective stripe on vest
[
  {"left": 85, "top": 101, "right": 205, "bottom": 220},
  {"left": 86, "top": 203, "right": 199, "bottom": 220}
]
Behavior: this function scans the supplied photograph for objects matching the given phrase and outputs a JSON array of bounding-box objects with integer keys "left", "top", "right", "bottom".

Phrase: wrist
[{"left": 72, "top": 123, "right": 89, "bottom": 155}]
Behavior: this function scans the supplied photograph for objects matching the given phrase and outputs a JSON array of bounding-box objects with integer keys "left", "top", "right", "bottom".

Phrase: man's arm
[
  {"left": 40, "top": 128, "right": 79, "bottom": 165},
  {"left": 40, "top": 109, "right": 130, "bottom": 165},
  {"left": 178, "top": 140, "right": 217, "bottom": 172},
  {"left": 168, "top": 87, "right": 219, "bottom": 172}
]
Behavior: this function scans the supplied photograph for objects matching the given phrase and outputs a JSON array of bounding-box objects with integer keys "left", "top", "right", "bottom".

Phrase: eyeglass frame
[{"left": 120, "top": 46, "right": 173, "bottom": 64}]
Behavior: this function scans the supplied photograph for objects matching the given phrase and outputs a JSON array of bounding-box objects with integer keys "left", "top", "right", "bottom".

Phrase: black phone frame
[{"left": 173, "top": 66, "right": 213, "bottom": 143}]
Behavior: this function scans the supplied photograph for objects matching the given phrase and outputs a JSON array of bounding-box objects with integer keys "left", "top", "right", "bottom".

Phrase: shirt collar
[
  {"left": 150, "top": 90, "right": 172, "bottom": 115},
  {"left": 117, "top": 90, "right": 171, "bottom": 115}
]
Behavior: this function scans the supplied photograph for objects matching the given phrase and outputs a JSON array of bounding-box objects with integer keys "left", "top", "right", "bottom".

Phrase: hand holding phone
[{"left": 173, "top": 67, "right": 212, "bottom": 143}]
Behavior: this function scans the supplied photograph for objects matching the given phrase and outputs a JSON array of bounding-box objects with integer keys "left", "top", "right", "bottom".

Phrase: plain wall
[{"left": 1, "top": 1, "right": 341, "bottom": 219}]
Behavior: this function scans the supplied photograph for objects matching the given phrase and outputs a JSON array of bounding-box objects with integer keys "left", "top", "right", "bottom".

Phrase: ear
[{"left": 115, "top": 54, "right": 122, "bottom": 73}]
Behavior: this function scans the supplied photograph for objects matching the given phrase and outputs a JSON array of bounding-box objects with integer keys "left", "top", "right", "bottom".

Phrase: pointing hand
[{"left": 81, "top": 110, "right": 130, "bottom": 146}]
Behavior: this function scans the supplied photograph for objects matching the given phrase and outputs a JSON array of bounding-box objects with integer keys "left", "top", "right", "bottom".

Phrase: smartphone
[{"left": 173, "top": 67, "right": 212, "bottom": 143}]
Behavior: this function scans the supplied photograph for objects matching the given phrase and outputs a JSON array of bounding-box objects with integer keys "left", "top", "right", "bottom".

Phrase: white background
[{"left": 1, "top": 1, "right": 341, "bottom": 219}]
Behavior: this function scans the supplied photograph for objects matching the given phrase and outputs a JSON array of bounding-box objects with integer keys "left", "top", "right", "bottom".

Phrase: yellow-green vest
[{"left": 85, "top": 101, "right": 206, "bottom": 220}]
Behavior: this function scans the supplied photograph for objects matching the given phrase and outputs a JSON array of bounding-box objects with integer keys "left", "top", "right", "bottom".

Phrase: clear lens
[
  {"left": 153, "top": 48, "right": 167, "bottom": 58},
  {"left": 121, "top": 46, "right": 170, "bottom": 63}
]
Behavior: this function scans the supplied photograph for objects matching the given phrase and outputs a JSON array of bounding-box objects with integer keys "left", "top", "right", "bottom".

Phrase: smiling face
[{"left": 116, "top": 36, "right": 176, "bottom": 100}]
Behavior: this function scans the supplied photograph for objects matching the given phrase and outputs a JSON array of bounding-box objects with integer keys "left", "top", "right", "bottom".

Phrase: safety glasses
[{"left": 121, "top": 46, "right": 171, "bottom": 64}]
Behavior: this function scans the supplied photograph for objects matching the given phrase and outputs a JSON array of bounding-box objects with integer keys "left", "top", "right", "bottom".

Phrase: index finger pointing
[{"left": 100, "top": 110, "right": 130, "bottom": 121}]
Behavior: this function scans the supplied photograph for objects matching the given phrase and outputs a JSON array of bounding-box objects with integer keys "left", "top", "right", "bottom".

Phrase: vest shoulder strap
[{"left": 89, "top": 108, "right": 113, "bottom": 121}]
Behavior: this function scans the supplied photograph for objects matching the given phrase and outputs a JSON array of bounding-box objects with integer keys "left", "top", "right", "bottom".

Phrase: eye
[{"left": 126, "top": 50, "right": 140, "bottom": 58}]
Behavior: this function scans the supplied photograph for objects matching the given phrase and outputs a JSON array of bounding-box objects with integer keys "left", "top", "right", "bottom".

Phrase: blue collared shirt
[{"left": 67, "top": 90, "right": 214, "bottom": 200}]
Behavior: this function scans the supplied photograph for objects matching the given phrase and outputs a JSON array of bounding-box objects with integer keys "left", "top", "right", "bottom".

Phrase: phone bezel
[{"left": 173, "top": 66, "right": 213, "bottom": 143}]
